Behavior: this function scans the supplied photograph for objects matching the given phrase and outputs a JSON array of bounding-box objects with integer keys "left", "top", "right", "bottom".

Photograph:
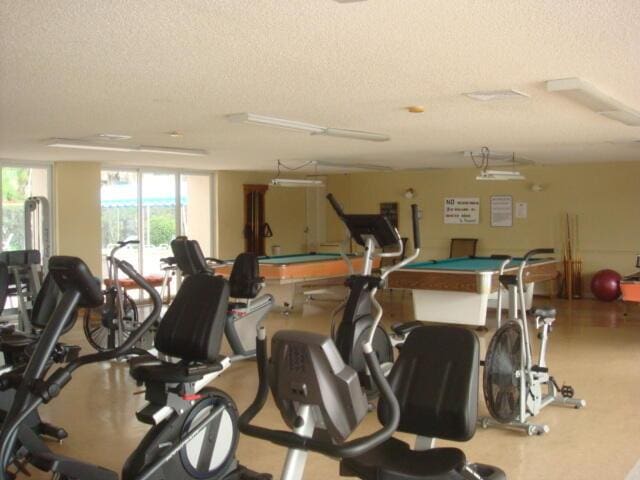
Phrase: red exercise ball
[{"left": 590, "top": 269, "right": 622, "bottom": 301}]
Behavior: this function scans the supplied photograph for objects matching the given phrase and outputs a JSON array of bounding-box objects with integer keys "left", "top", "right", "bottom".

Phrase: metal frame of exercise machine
[{"left": 480, "top": 249, "right": 586, "bottom": 435}]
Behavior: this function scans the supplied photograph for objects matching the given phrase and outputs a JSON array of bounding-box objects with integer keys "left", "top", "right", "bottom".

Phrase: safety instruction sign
[{"left": 444, "top": 197, "right": 480, "bottom": 224}]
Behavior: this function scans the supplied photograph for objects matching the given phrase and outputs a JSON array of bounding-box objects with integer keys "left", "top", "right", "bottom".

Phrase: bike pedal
[{"left": 561, "top": 385, "right": 575, "bottom": 398}]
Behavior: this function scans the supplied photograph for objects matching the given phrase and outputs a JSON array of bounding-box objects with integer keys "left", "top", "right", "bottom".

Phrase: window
[
  {"left": 100, "top": 169, "right": 213, "bottom": 279},
  {"left": 0, "top": 165, "right": 51, "bottom": 253}
]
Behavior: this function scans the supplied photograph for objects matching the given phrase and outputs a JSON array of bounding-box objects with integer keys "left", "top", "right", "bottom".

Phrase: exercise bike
[
  {"left": 238, "top": 205, "right": 505, "bottom": 479},
  {"left": 170, "top": 236, "right": 274, "bottom": 362},
  {"left": 0, "top": 256, "right": 270, "bottom": 480},
  {"left": 326, "top": 194, "right": 422, "bottom": 394},
  {"left": 82, "top": 240, "right": 142, "bottom": 352},
  {"left": 480, "top": 248, "right": 586, "bottom": 436}
]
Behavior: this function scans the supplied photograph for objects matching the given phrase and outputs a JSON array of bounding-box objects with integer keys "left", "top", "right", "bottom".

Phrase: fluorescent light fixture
[
  {"left": 228, "top": 113, "right": 325, "bottom": 134},
  {"left": 476, "top": 170, "right": 525, "bottom": 181},
  {"left": 228, "top": 112, "right": 390, "bottom": 142},
  {"left": 319, "top": 128, "right": 389, "bottom": 142},
  {"left": 464, "top": 89, "right": 529, "bottom": 101},
  {"left": 95, "top": 133, "right": 132, "bottom": 141},
  {"left": 47, "top": 139, "right": 207, "bottom": 156},
  {"left": 464, "top": 150, "right": 534, "bottom": 165},
  {"left": 313, "top": 160, "right": 392, "bottom": 171},
  {"left": 546, "top": 77, "right": 640, "bottom": 126},
  {"left": 270, "top": 178, "right": 325, "bottom": 187}
]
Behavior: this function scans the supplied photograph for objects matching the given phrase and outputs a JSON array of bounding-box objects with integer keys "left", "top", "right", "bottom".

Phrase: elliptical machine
[
  {"left": 239, "top": 202, "right": 505, "bottom": 479},
  {"left": 0, "top": 256, "right": 269, "bottom": 480},
  {"left": 326, "top": 194, "right": 421, "bottom": 394},
  {"left": 480, "top": 248, "right": 586, "bottom": 436}
]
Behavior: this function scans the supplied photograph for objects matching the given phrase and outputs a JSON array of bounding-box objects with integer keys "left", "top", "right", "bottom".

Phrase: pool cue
[
  {"left": 573, "top": 214, "right": 582, "bottom": 298},
  {"left": 566, "top": 213, "right": 573, "bottom": 300}
]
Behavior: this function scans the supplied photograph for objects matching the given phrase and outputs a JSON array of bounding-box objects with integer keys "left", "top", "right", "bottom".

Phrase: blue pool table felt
[{"left": 405, "top": 256, "right": 549, "bottom": 271}]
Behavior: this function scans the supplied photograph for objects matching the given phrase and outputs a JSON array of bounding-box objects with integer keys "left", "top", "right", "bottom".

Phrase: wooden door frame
[{"left": 243, "top": 184, "right": 269, "bottom": 255}]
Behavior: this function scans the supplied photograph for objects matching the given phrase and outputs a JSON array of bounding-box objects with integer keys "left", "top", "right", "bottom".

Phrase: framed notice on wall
[
  {"left": 380, "top": 202, "right": 399, "bottom": 228},
  {"left": 444, "top": 197, "right": 480, "bottom": 224},
  {"left": 491, "top": 195, "right": 513, "bottom": 227}
]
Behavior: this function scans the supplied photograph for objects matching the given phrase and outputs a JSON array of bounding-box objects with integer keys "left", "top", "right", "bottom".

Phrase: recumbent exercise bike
[{"left": 0, "top": 256, "right": 270, "bottom": 480}]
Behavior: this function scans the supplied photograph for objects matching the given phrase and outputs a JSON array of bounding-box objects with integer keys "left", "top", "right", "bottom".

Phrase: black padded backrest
[
  {"left": 48, "top": 256, "right": 103, "bottom": 308},
  {"left": 154, "top": 273, "right": 228, "bottom": 362},
  {"left": 170, "top": 237, "right": 210, "bottom": 275},
  {"left": 171, "top": 236, "right": 196, "bottom": 274},
  {"left": 0, "top": 262, "right": 8, "bottom": 315},
  {"left": 229, "top": 253, "right": 262, "bottom": 299},
  {"left": 378, "top": 325, "right": 479, "bottom": 442},
  {"left": 185, "top": 240, "right": 210, "bottom": 274}
]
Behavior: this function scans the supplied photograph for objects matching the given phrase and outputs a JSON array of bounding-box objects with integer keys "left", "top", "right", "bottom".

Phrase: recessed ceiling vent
[{"left": 464, "top": 89, "right": 529, "bottom": 101}]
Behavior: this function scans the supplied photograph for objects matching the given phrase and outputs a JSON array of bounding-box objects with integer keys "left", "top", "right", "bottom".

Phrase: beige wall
[
  {"left": 216, "top": 171, "right": 307, "bottom": 259},
  {"left": 326, "top": 161, "right": 640, "bottom": 291},
  {"left": 54, "top": 162, "right": 102, "bottom": 274}
]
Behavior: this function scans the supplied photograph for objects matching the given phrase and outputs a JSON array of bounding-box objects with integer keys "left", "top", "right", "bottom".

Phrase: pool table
[
  {"left": 388, "top": 256, "right": 558, "bottom": 326},
  {"left": 215, "top": 253, "right": 379, "bottom": 310}
]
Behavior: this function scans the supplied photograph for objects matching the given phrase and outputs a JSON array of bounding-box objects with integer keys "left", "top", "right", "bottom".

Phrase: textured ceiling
[{"left": 1, "top": 0, "right": 639, "bottom": 171}]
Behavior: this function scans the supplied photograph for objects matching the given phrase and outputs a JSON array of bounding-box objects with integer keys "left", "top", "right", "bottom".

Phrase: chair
[
  {"left": 449, "top": 238, "right": 478, "bottom": 258},
  {"left": 339, "top": 325, "right": 505, "bottom": 480}
]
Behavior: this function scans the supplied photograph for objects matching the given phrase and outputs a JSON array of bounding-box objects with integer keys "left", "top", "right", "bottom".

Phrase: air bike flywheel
[{"left": 483, "top": 322, "right": 524, "bottom": 423}]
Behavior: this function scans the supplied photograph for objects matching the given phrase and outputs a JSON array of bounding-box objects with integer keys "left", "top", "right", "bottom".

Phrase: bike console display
[{"left": 326, "top": 194, "right": 399, "bottom": 248}]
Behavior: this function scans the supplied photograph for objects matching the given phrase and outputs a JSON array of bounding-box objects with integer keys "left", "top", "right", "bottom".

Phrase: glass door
[
  {"left": 141, "top": 172, "right": 177, "bottom": 276},
  {"left": 100, "top": 170, "right": 140, "bottom": 279}
]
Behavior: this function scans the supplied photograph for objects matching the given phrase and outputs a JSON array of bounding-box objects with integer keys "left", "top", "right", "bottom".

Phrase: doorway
[{"left": 243, "top": 184, "right": 270, "bottom": 255}]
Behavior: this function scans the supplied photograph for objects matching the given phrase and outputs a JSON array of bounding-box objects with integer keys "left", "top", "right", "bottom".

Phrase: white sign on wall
[
  {"left": 444, "top": 197, "right": 480, "bottom": 224},
  {"left": 515, "top": 202, "right": 528, "bottom": 219},
  {"left": 491, "top": 195, "right": 513, "bottom": 227}
]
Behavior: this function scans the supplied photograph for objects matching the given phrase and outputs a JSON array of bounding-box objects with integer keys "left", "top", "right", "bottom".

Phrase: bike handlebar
[{"left": 118, "top": 240, "right": 140, "bottom": 246}]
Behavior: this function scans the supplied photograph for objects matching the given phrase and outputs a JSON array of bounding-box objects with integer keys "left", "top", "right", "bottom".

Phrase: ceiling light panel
[
  {"left": 546, "top": 77, "right": 640, "bottom": 126},
  {"left": 227, "top": 113, "right": 325, "bottom": 134},
  {"left": 47, "top": 139, "right": 207, "bottom": 156},
  {"left": 464, "top": 89, "right": 529, "bottom": 101}
]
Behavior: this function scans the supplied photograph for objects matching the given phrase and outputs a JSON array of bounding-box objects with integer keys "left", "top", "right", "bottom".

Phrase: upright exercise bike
[
  {"left": 0, "top": 256, "right": 269, "bottom": 480},
  {"left": 326, "top": 194, "right": 421, "bottom": 394},
  {"left": 480, "top": 248, "right": 586, "bottom": 436}
]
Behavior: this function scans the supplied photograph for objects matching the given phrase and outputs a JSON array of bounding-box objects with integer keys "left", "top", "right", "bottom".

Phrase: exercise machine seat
[
  {"left": 229, "top": 252, "right": 263, "bottom": 299},
  {"left": 0, "top": 273, "right": 77, "bottom": 366},
  {"left": 340, "top": 437, "right": 466, "bottom": 480},
  {"left": 130, "top": 274, "right": 229, "bottom": 384},
  {"left": 340, "top": 325, "right": 505, "bottom": 480}
]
